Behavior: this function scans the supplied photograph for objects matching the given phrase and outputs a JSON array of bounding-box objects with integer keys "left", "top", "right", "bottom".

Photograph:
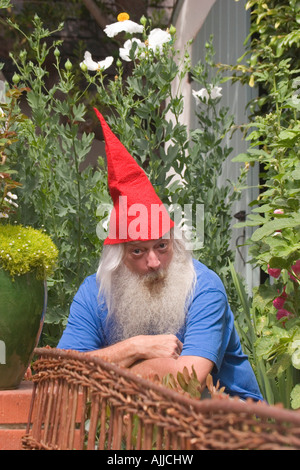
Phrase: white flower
[
  {"left": 7, "top": 192, "right": 17, "bottom": 200},
  {"left": 0, "top": 212, "right": 8, "bottom": 218},
  {"left": 80, "top": 51, "right": 113, "bottom": 72},
  {"left": 147, "top": 28, "right": 171, "bottom": 52},
  {"left": 119, "top": 38, "right": 145, "bottom": 62},
  {"left": 104, "top": 20, "right": 143, "bottom": 38},
  {"left": 192, "top": 88, "right": 209, "bottom": 104},
  {"left": 4, "top": 196, "right": 18, "bottom": 208},
  {"left": 192, "top": 85, "right": 222, "bottom": 104},
  {"left": 0, "top": 106, "right": 4, "bottom": 117},
  {"left": 211, "top": 86, "right": 222, "bottom": 99}
]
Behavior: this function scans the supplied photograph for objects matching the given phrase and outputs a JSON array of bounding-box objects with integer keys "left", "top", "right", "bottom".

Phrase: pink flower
[
  {"left": 273, "top": 296, "right": 286, "bottom": 309},
  {"left": 289, "top": 260, "right": 300, "bottom": 281},
  {"left": 268, "top": 265, "right": 281, "bottom": 278},
  {"left": 276, "top": 309, "right": 293, "bottom": 321},
  {"left": 273, "top": 209, "right": 284, "bottom": 215}
]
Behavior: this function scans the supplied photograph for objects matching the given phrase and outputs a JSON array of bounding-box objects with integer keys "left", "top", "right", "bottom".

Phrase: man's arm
[
  {"left": 85, "top": 334, "right": 183, "bottom": 368},
  {"left": 130, "top": 355, "right": 214, "bottom": 389}
]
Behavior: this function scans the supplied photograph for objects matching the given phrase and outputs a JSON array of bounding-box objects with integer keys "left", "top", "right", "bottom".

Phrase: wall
[{"left": 172, "top": 0, "right": 260, "bottom": 292}]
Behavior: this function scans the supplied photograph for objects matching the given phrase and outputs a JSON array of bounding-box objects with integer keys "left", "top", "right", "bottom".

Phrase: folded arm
[
  {"left": 86, "top": 334, "right": 214, "bottom": 390},
  {"left": 85, "top": 333, "right": 182, "bottom": 368},
  {"left": 130, "top": 355, "right": 214, "bottom": 389}
]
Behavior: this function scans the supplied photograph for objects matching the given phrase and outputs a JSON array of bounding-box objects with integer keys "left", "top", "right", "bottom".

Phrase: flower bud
[
  {"left": 12, "top": 73, "right": 20, "bottom": 84},
  {"left": 80, "top": 62, "right": 88, "bottom": 72},
  {"left": 19, "top": 50, "right": 27, "bottom": 60},
  {"left": 140, "top": 15, "right": 147, "bottom": 26},
  {"left": 289, "top": 259, "right": 300, "bottom": 281},
  {"left": 64, "top": 59, "right": 72, "bottom": 71},
  {"left": 267, "top": 265, "right": 281, "bottom": 278},
  {"left": 273, "top": 296, "right": 286, "bottom": 310},
  {"left": 169, "top": 24, "right": 176, "bottom": 35},
  {"left": 116, "top": 58, "right": 122, "bottom": 68},
  {"left": 276, "top": 309, "right": 293, "bottom": 321},
  {"left": 54, "top": 47, "right": 60, "bottom": 57}
]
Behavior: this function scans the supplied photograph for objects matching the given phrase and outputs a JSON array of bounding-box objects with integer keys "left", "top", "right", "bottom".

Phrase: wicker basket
[{"left": 22, "top": 347, "right": 300, "bottom": 450}]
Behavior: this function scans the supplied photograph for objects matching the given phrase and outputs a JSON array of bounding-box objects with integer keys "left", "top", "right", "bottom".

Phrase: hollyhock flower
[
  {"left": 80, "top": 52, "right": 113, "bottom": 72},
  {"left": 289, "top": 259, "right": 300, "bottom": 281},
  {"left": 119, "top": 38, "right": 144, "bottom": 62},
  {"left": 104, "top": 12, "right": 143, "bottom": 38},
  {"left": 147, "top": 28, "right": 171, "bottom": 53},
  {"left": 267, "top": 265, "right": 281, "bottom": 278},
  {"left": 192, "top": 86, "right": 222, "bottom": 104},
  {"left": 273, "top": 296, "right": 286, "bottom": 310},
  {"left": 276, "top": 309, "right": 293, "bottom": 321}
]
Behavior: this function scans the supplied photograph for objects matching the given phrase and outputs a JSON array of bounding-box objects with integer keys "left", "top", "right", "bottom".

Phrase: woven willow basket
[{"left": 22, "top": 347, "right": 300, "bottom": 450}]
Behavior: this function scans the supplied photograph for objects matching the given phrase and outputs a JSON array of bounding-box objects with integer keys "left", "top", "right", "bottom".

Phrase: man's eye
[
  {"left": 132, "top": 249, "right": 142, "bottom": 255},
  {"left": 159, "top": 243, "right": 167, "bottom": 249}
]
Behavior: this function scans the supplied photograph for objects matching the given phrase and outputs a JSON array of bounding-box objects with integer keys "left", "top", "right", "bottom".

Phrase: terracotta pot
[{"left": 0, "top": 268, "right": 47, "bottom": 390}]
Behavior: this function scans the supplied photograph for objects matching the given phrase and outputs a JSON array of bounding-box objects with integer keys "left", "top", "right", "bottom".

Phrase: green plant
[
  {"left": 0, "top": 80, "right": 28, "bottom": 219},
  {"left": 0, "top": 224, "right": 58, "bottom": 279},
  {"left": 227, "top": 0, "right": 300, "bottom": 408},
  {"left": 5, "top": 15, "right": 108, "bottom": 344},
  {"left": 184, "top": 40, "right": 247, "bottom": 310}
]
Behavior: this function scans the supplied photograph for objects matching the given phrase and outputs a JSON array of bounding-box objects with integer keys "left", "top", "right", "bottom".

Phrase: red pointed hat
[{"left": 94, "top": 108, "right": 174, "bottom": 245}]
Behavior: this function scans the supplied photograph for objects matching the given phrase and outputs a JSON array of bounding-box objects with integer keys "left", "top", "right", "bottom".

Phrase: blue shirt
[{"left": 58, "top": 259, "right": 263, "bottom": 401}]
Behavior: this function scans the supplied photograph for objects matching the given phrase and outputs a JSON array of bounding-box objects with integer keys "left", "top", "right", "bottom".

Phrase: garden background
[{"left": 0, "top": 0, "right": 299, "bottom": 408}]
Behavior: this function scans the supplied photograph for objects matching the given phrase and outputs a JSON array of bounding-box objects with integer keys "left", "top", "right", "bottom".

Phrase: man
[{"left": 58, "top": 111, "right": 263, "bottom": 402}]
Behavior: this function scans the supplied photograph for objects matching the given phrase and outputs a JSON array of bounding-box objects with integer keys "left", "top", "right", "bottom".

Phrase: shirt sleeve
[
  {"left": 181, "top": 285, "right": 233, "bottom": 372},
  {"left": 57, "top": 276, "right": 104, "bottom": 352}
]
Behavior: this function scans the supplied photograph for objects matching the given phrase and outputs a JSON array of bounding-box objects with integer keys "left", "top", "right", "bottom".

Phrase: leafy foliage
[
  {"left": 3, "top": 15, "right": 107, "bottom": 343},
  {"left": 0, "top": 84, "right": 28, "bottom": 218},
  {"left": 229, "top": 0, "right": 300, "bottom": 408},
  {"left": 161, "top": 367, "right": 226, "bottom": 400}
]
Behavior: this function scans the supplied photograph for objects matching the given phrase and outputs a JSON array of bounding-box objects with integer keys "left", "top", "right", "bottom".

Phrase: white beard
[{"left": 106, "top": 250, "right": 195, "bottom": 343}]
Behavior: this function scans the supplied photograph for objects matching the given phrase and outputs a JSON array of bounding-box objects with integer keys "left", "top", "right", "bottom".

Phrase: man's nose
[{"left": 147, "top": 250, "right": 160, "bottom": 270}]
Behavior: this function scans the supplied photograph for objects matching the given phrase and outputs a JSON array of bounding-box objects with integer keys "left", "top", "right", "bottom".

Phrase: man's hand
[
  {"left": 85, "top": 334, "right": 182, "bottom": 368},
  {"left": 135, "top": 334, "right": 183, "bottom": 361}
]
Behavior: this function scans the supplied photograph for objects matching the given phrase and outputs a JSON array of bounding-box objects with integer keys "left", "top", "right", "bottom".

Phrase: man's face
[{"left": 123, "top": 237, "right": 174, "bottom": 276}]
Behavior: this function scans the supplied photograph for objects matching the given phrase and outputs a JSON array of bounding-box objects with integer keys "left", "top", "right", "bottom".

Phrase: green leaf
[
  {"left": 251, "top": 216, "right": 300, "bottom": 241},
  {"left": 176, "top": 371, "right": 188, "bottom": 391},
  {"left": 291, "top": 384, "right": 300, "bottom": 409},
  {"left": 292, "top": 348, "right": 300, "bottom": 370},
  {"left": 232, "top": 153, "right": 250, "bottom": 162},
  {"left": 268, "top": 256, "right": 289, "bottom": 270},
  {"left": 266, "top": 353, "right": 291, "bottom": 378},
  {"left": 292, "top": 164, "right": 300, "bottom": 180}
]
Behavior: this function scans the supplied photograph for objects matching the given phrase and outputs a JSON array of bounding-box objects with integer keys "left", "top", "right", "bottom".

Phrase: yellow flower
[{"left": 117, "top": 12, "right": 130, "bottom": 22}]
